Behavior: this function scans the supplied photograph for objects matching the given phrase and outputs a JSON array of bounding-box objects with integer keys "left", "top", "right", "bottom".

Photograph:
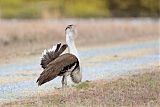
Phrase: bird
[{"left": 36, "top": 25, "right": 82, "bottom": 87}]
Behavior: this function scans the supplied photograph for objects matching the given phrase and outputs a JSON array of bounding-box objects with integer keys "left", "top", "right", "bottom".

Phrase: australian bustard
[{"left": 36, "top": 25, "right": 82, "bottom": 87}]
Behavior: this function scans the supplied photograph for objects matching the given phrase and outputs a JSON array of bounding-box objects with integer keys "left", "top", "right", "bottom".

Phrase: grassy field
[
  {"left": 2, "top": 66, "right": 160, "bottom": 107},
  {"left": 0, "top": 19, "right": 159, "bottom": 63}
]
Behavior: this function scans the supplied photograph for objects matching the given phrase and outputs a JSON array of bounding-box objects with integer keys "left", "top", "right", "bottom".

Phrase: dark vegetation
[{"left": 0, "top": 0, "right": 159, "bottom": 19}]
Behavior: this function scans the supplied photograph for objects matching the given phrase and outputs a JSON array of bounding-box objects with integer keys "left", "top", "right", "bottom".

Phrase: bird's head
[{"left": 65, "top": 25, "right": 77, "bottom": 37}]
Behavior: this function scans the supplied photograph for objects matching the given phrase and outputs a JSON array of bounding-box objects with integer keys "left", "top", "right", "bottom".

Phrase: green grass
[
  {"left": 0, "top": 0, "right": 159, "bottom": 18},
  {"left": 74, "top": 81, "right": 92, "bottom": 90}
]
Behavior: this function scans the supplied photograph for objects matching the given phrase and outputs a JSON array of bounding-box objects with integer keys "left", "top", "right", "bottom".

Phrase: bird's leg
[
  {"left": 62, "top": 75, "right": 67, "bottom": 88},
  {"left": 62, "top": 76, "right": 65, "bottom": 88}
]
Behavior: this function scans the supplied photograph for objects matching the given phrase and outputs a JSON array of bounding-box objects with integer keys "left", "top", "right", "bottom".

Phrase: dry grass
[
  {"left": 0, "top": 19, "right": 159, "bottom": 63},
  {"left": 2, "top": 67, "right": 160, "bottom": 107}
]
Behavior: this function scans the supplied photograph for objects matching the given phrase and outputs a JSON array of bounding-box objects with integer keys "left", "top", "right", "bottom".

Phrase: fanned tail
[{"left": 40, "top": 43, "right": 67, "bottom": 69}]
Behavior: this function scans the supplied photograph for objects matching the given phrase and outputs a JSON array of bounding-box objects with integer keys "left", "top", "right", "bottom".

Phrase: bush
[{"left": 0, "top": 0, "right": 159, "bottom": 19}]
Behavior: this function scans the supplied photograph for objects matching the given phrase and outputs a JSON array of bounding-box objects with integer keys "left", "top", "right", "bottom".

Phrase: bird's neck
[
  {"left": 66, "top": 31, "right": 82, "bottom": 83},
  {"left": 66, "top": 32, "right": 80, "bottom": 62}
]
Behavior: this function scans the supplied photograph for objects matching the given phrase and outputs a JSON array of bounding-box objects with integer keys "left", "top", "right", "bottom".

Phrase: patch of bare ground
[{"left": 2, "top": 66, "right": 160, "bottom": 107}]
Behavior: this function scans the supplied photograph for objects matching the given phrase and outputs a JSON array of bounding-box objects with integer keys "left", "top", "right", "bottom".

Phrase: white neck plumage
[
  {"left": 66, "top": 31, "right": 80, "bottom": 62},
  {"left": 66, "top": 30, "right": 82, "bottom": 83}
]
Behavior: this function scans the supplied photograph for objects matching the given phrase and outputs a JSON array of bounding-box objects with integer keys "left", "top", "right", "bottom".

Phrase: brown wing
[
  {"left": 37, "top": 53, "right": 78, "bottom": 86},
  {"left": 40, "top": 43, "right": 68, "bottom": 69}
]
